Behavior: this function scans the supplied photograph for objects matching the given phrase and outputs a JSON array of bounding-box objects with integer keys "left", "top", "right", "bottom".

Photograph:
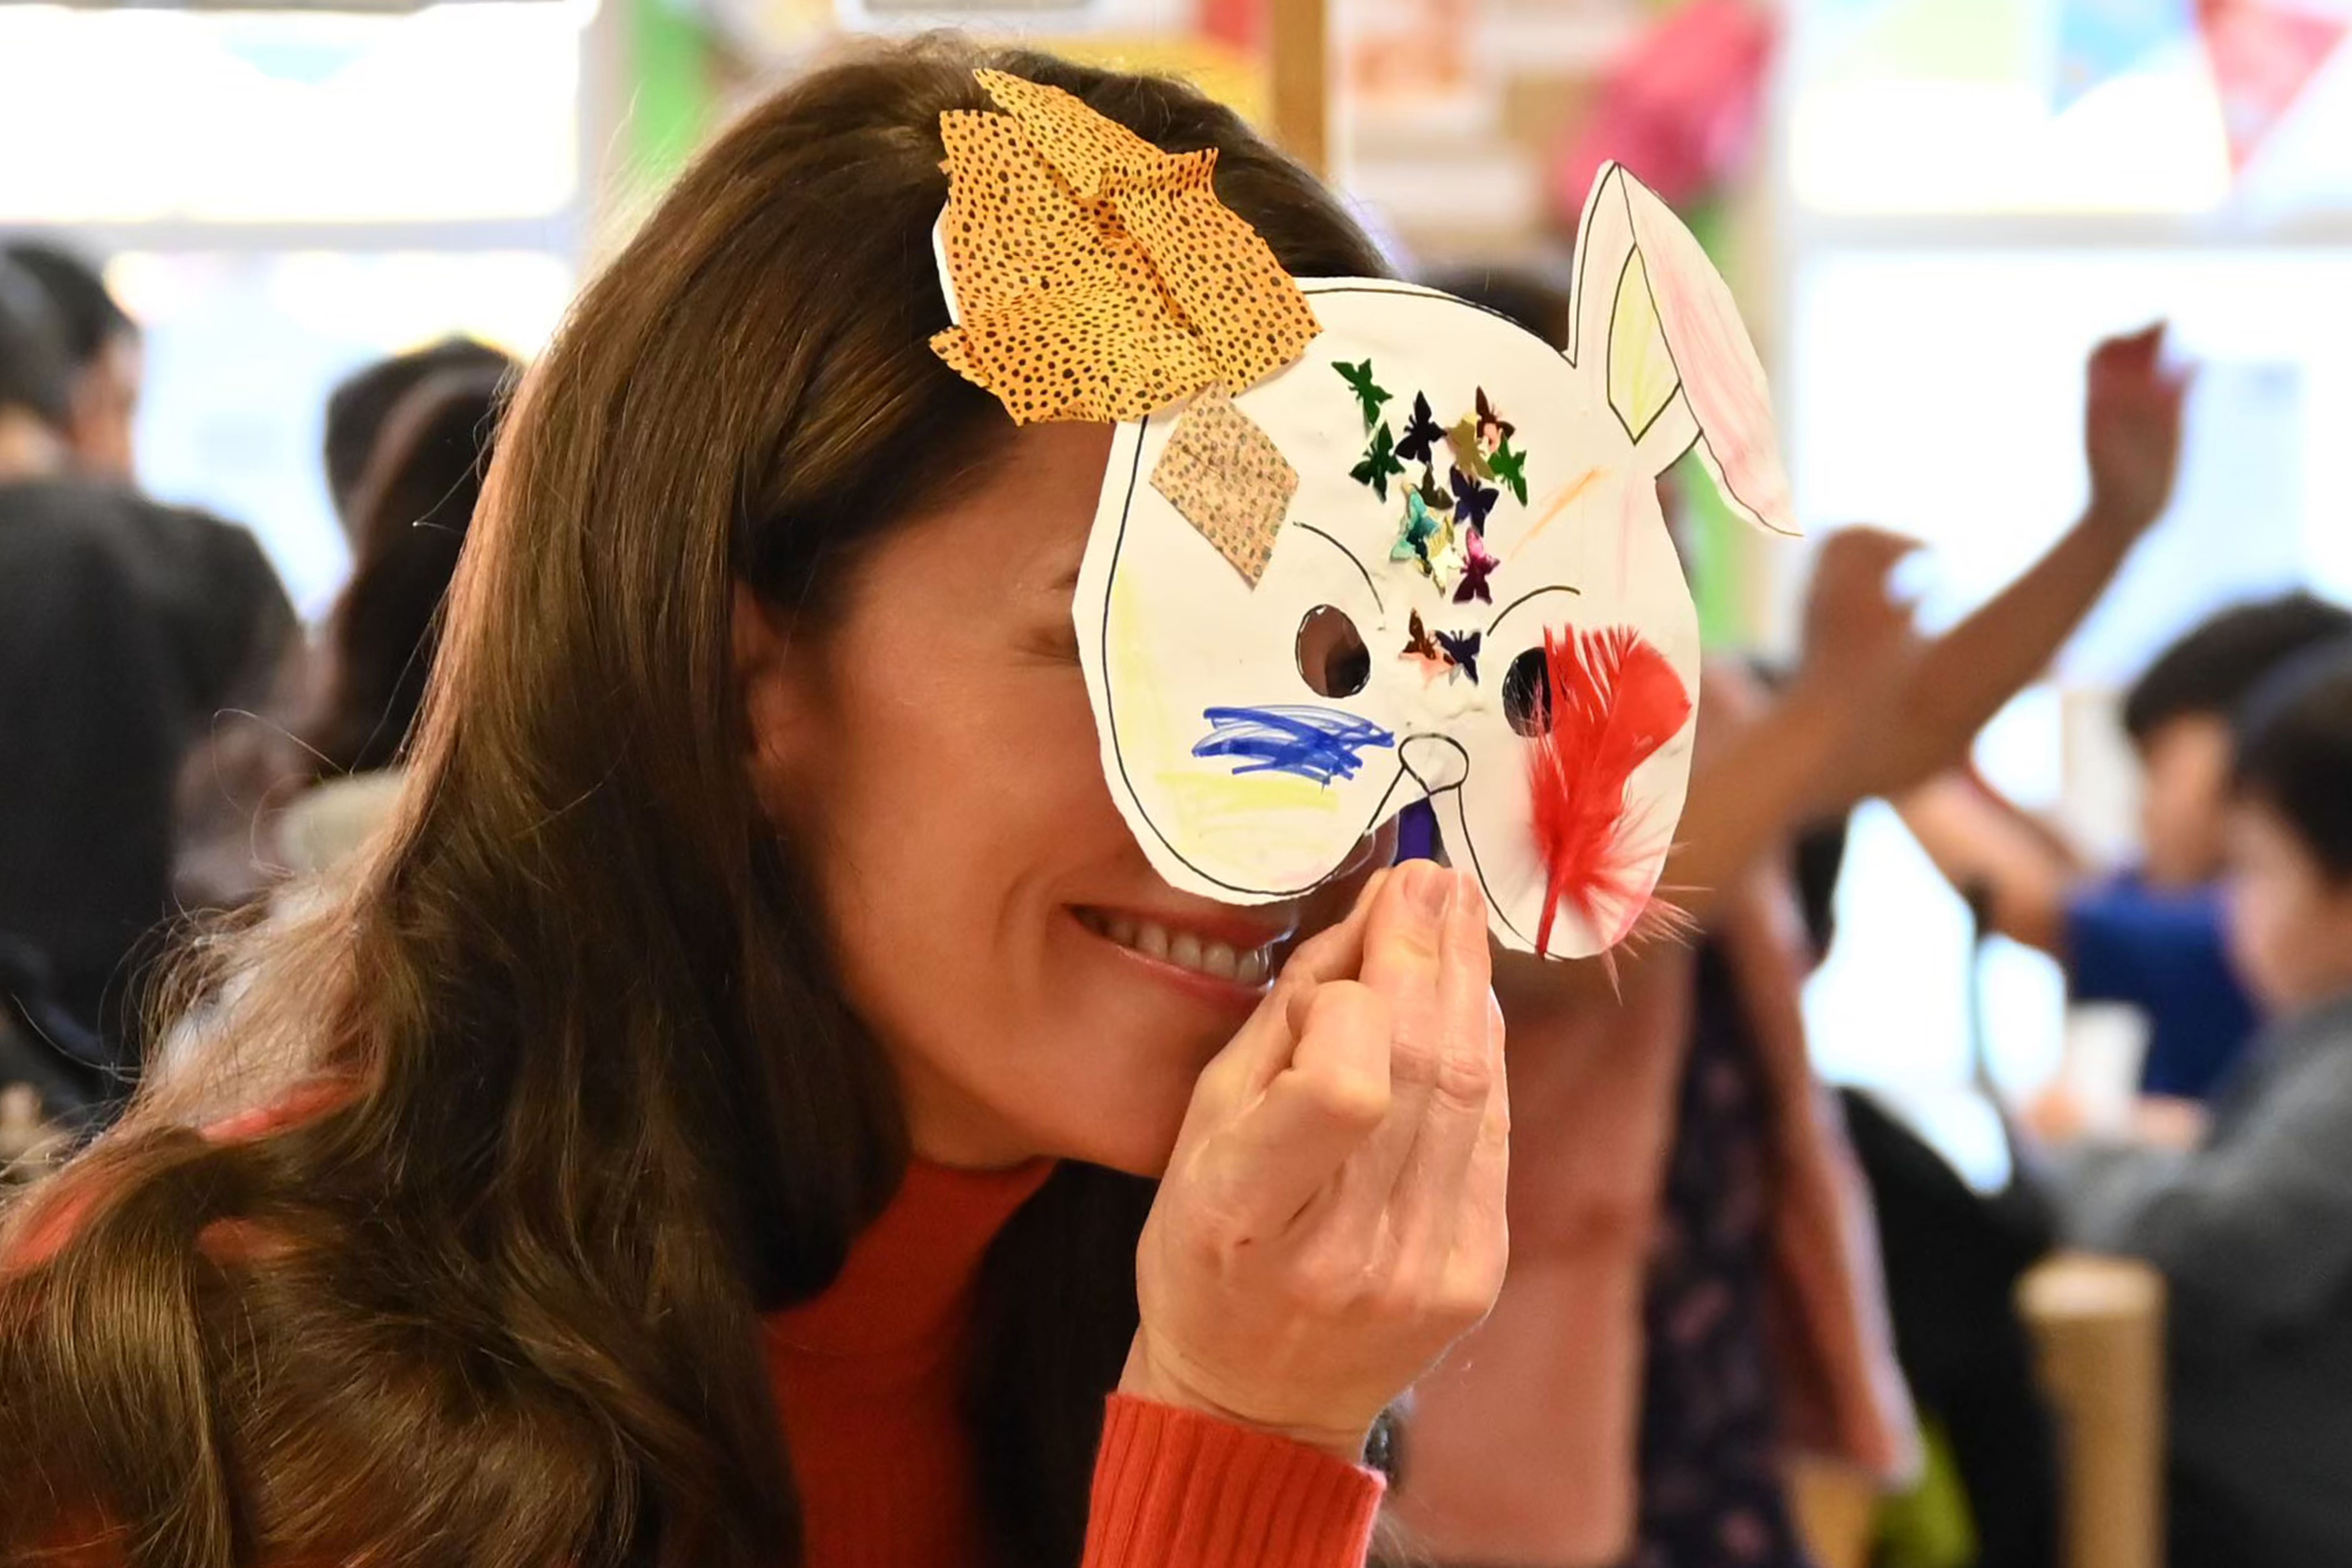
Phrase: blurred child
[
  {"left": 277, "top": 357, "right": 509, "bottom": 874},
  {"left": 319, "top": 335, "right": 509, "bottom": 534},
  {"left": 175, "top": 346, "right": 513, "bottom": 903},
  {"left": 2052, "top": 642, "right": 2352, "bottom": 1568},
  {"left": 1902, "top": 593, "right": 2352, "bottom": 1105}
]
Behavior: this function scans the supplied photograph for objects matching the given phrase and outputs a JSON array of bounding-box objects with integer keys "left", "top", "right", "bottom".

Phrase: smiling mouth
[{"left": 1073, "top": 908, "right": 1279, "bottom": 987}]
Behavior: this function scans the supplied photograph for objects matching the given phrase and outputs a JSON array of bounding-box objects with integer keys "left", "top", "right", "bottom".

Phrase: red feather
[{"left": 1528, "top": 626, "right": 1693, "bottom": 956}]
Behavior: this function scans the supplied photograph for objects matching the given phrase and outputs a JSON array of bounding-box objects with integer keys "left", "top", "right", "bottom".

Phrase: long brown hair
[{"left": 0, "top": 38, "right": 1382, "bottom": 1568}]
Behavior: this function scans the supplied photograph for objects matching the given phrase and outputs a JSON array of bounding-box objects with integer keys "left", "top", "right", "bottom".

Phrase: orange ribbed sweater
[{"left": 765, "top": 1158, "right": 1385, "bottom": 1568}]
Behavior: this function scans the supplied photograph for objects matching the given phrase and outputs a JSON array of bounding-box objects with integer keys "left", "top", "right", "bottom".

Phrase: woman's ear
[{"left": 733, "top": 579, "right": 822, "bottom": 829}]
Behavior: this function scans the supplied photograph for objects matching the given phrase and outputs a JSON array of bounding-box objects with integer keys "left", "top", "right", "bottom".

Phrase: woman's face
[{"left": 741, "top": 420, "right": 1390, "bottom": 1173}]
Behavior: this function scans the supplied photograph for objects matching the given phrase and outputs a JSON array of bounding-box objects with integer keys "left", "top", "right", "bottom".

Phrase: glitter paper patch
[
  {"left": 930, "top": 69, "right": 1321, "bottom": 425},
  {"left": 1150, "top": 385, "right": 1299, "bottom": 586}
]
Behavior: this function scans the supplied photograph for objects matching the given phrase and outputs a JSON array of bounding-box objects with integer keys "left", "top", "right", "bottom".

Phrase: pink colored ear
[{"left": 1574, "top": 162, "right": 1795, "bottom": 537}]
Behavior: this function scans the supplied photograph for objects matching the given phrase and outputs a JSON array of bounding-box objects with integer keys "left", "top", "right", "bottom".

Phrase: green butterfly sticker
[
  {"left": 1488, "top": 435, "right": 1529, "bottom": 505},
  {"left": 1350, "top": 421, "right": 1405, "bottom": 501},
  {"left": 1333, "top": 359, "right": 1391, "bottom": 429}
]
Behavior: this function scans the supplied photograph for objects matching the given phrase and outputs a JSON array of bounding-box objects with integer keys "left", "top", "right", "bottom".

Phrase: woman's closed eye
[{"left": 1015, "top": 609, "right": 1083, "bottom": 666}]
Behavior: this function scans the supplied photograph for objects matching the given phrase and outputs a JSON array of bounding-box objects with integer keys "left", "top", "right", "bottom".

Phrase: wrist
[
  {"left": 1117, "top": 1335, "right": 1373, "bottom": 1465},
  {"left": 2078, "top": 496, "right": 2154, "bottom": 548}
]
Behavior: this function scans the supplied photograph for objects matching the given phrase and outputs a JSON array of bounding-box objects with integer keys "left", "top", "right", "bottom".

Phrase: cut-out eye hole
[
  {"left": 1503, "top": 646, "right": 1552, "bottom": 737},
  {"left": 1296, "top": 605, "right": 1371, "bottom": 698}
]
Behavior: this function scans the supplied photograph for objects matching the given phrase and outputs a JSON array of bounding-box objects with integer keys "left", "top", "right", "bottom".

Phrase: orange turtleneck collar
[{"left": 762, "top": 1158, "right": 1054, "bottom": 1568}]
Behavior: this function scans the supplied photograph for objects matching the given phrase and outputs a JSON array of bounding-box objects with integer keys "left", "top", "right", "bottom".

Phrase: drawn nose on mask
[{"left": 1398, "top": 733, "right": 1469, "bottom": 795}]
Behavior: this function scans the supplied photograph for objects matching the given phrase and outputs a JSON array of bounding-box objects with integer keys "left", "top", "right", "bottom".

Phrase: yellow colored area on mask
[
  {"left": 1608, "top": 252, "right": 1681, "bottom": 439},
  {"left": 1106, "top": 574, "right": 1342, "bottom": 884}
]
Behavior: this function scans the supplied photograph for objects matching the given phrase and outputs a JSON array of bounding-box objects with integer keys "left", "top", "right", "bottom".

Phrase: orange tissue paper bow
[{"left": 930, "top": 68, "right": 1322, "bottom": 425}]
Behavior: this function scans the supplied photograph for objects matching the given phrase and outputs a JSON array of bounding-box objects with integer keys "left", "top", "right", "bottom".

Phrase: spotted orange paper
[
  {"left": 930, "top": 69, "right": 1320, "bottom": 425},
  {"left": 1150, "top": 384, "right": 1298, "bottom": 585}
]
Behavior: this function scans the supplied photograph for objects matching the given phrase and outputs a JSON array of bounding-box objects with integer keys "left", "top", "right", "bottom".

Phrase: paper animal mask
[{"left": 932, "top": 73, "right": 1793, "bottom": 957}]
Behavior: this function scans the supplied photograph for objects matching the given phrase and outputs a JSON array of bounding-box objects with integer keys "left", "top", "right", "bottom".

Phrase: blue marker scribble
[{"left": 1194, "top": 705, "right": 1396, "bottom": 786}]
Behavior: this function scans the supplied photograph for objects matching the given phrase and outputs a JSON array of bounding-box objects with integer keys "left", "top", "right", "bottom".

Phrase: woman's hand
[{"left": 1123, "top": 861, "right": 1509, "bottom": 1463}]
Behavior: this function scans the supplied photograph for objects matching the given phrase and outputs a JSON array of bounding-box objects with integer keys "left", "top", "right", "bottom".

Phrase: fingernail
[{"left": 1407, "top": 861, "right": 1451, "bottom": 921}]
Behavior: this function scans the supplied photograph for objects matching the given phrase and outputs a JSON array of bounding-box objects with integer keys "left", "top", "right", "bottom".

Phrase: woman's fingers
[
  {"left": 1388, "top": 870, "right": 1500, "bottom": 1260},
  {"left": 1189, "top": 868, "right": 1387, "bottom": 1113},
  {"left": 1440, "top": 989, "right": 1511, "bottom": 1314},
  {"left": 1207, "top": 979, "right": 1393, "bottom": 1234},
  {"left": 1333, "top": 862, "right": 1456, "bottom": 1209}
]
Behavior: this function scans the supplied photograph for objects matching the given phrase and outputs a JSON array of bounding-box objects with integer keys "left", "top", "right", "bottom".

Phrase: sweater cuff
[{"left": 1083, "top": 1394, "right": 1386, "bottom": 1568}]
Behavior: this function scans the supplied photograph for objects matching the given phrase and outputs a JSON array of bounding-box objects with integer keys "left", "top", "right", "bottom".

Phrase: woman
[{"left": 0, "top": 43, "right": 1506, "bottom": 1568}]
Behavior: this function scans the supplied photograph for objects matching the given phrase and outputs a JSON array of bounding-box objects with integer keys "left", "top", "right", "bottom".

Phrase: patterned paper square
[{"left": 1149, "top": 385, "right": 1298, "bottom": 586}]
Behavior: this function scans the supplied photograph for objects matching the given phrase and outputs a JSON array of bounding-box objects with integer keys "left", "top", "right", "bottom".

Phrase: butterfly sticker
[
  {"left": 1488, "top": 434, "right": 1530, "bottom": 505},
  {"left": 1400, "top": 609, "right": 1450, "bottom": 678},
  {"left": 1391, "top": 488, "right": 1443, "bottom": 565},
  {"left": 1352, "top": 422, "right": 1405, "bottom": 501},
  {"left": 1444, "top": 418, "right": 1495, "bottom": 481},
  {"left": 1449, "top": 465, "right": 1499, "bottom": 536},
  {"left": 1453, "top": 528, "right": 1501, "bottom": 604},
  {"left": 1333, "top": 359, "right": 1391, "bottom": 429},
  {"left": 1435, "top": 628, "right": 1482, "bottom": 684},
  {"left": 1415, "top": 464, "right": 1451, "bottom": 513},
  {"left": 1395, "top": 392, "right": 1446, "bottom": 467},
  {"left": 1474, "top": 388, "right": 1515, "bottom": 454}
]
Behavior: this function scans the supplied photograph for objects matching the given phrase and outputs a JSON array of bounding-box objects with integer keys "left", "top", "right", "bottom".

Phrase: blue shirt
[{"left": 2065, "top": 877, "right": 2259, "bottom": 1101}]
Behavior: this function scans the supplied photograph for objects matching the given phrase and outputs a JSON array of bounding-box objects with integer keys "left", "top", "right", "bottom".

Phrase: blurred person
[
  {"left": 0, "top": 256, "right": 291, "bottom": 1064},
  {"left": 284, "top": 359, "right": 507, "bottom": 870},
  {"left": 177, "top": 354, "right": 513, "bottom": 904},
  {"left": 0, "top": 46, "right": 1507, "bottom": 1568},
  {"left": 2049, "top": 642, "right": 2352, "bottom": 1568},
  {"left": 1394, "top": 274, "right": 2183, "bottom": 1568},
  {"left": 1901, "top": 592, "right": 2352, "bottom": 1109},
  {"left": 2, "top": 239, "right": 141, "bottom": 481},
  {"left": 320, "top": 335, "right": 511, "bottom": 535}
]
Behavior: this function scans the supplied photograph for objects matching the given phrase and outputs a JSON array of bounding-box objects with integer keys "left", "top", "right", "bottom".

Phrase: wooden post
[
  {"left": 2020, "top": 1253, "right": 2167, "bottom": 1568},
  {"left": 1267, "top": 0, "right": 1329, "bottom": 176}
]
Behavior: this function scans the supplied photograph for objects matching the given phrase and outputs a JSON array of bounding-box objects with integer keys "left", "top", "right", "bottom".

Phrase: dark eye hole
[
  {"left": 1295, "top": 605, "right": 1371, "bottom": 698},
  {"left": 1503, "top": 646, "right": 1552, "bottom": 737}
]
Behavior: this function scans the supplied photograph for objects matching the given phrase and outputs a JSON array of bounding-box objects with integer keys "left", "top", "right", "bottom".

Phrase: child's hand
[
  {"left": 1796, "top": 526, "right": 1922, "bottom": 693},
  {"left": 2023, "top": 1082, "right": 2091, "bottom": 1144},
  {"left": 2083, "top": 324, "right": 2190, "bottom": 539},
  {"left": 1124, "top": 862, "right": 1508, "bottom": 1462},
  {"left": 2131, "top": 1094, "right": 2209, "bottom": 1151}
]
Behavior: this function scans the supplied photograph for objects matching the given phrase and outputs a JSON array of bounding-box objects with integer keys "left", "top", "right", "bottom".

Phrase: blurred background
[{"left": 9, "top": 0, "right": 2351, "bottom": 1184}]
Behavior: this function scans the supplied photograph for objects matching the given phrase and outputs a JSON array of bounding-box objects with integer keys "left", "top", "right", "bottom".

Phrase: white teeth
[{"left": 1085, "top": 911, "right": 1275, "bottom": 988}]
